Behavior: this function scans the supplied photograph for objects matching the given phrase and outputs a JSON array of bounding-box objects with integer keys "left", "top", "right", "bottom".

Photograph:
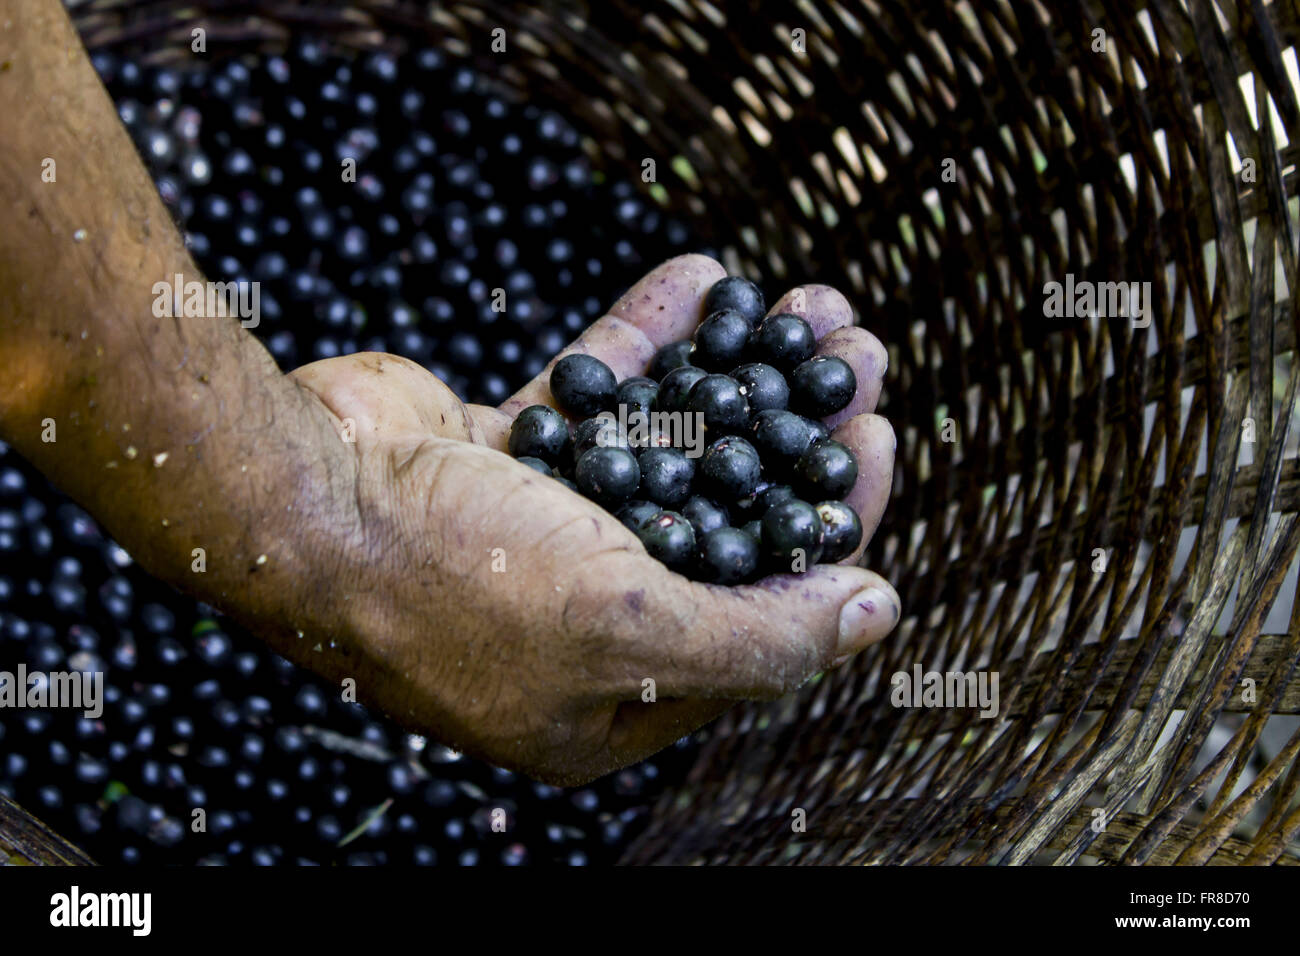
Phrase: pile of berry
[
  {"left": 510, "top": 277, "right": 862, "bottom": 583},
  {"left": 93, "top": 41, "right": 709, "bottom": 403},
  {"left": 0, "top": 39, "right": 717, "bottom": 865}
]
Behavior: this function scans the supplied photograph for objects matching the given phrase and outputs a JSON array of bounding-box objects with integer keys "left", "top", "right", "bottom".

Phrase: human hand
[
  {"left": 289, "top": 254, "right": 899, "bottom": 785},
  {"left": 0, "top": 0, "right": 896, "bottom": 786}
]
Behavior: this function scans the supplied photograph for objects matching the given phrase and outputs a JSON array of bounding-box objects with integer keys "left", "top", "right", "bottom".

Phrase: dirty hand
[{"left": 289, "top": 254, "right": 900, "bottom": 785}]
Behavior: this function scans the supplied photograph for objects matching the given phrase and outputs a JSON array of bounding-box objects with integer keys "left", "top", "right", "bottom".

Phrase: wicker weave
[
  {"left": 0, "top": 792, "right": 96, "bottom": 865},
  {"left": 69, "top": 0, "right": 1300, "bottom": 865}
]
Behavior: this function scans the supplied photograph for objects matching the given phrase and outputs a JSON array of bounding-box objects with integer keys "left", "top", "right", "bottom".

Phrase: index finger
[{"left": 499, "top": 254, "right": 726, "bottom": 419}]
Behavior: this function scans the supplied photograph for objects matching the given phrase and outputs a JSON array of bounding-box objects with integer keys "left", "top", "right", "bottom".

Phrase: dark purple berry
[
  {"left": 507, "top": 405, "right": 570, "bottom": 465},
  {"left": 550, "top": 354, "right": 618, "bottom": 418},
  {"left": 734, "top": 483, "right": 796, "bottom": 524},
  {"left": 750, "top": 409, "right": 819, "bottom": 474},
  {"left": 619, "top": 375, "right": 658, "bottom": 389},
  {"left": 654, "top": 365, "right": 708, "bottom": 414},
  {"left": 793, "top": 439, "right": 859, "bottom": 501},
  {"left": 616, "top": 500, "right": 660, "bottom": 532},
  {"left": 703, "top": 276, "right": 765, "bottom": 328},
  {"left": 696, "top": 527, "right": 760, "bottom": 585},
  {"left": 804, "top": 417, "right": 831, "bottom": 444},
  {"left": 616, "top": 378, "right": 658, "bottom": 420},
  {"left": 636, "top": 447, "right": 695, "bottom": 509},
  {"left": 690, "top": 310, "right": 750, "bottom": 371},
  {"left": 816, "top": 501, "right": 863, "bottom": 563},
  {"left": 731, "top": 362, "right": 789, "bottom": 413},
  {"left": 699, "top": 436, "right": 762, "bottom": 500},
  {"left": 570, "top": 415, "right": 628, "bottom": 467},
  {"left": 575, "top": 446, "right": 640, "bottom": 507},
  {"left": 648, "top": 340, "right": 692, "bottom": 380},
  {"left": 681, "top": 496, "right": 729, "bottom": 538},
  {"left": 749, "top": 313, "right": 816, "bottom": 371},
  {"left": 790, "top": 356, "right": 856, "bottom": 417},
  {"left": 515, "top": 456, "right": 554, "bottom": 476},
  {"left": 687, "top": 374, "right": 750, "bottom": 435},
  {"left": 636, "top": 511, "right": 695, "bottom": 572},
  {"left": 761, "top": 500, "right": 824, "bottom": 568}
]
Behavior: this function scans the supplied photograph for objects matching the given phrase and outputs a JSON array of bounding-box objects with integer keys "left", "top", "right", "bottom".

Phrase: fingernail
[{"left": 837, "top": 586, "right": 899, "bottom": 656}]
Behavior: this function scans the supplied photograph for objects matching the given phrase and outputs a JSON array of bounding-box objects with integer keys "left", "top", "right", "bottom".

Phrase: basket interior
[{"left": 70, "top": 0, "right": 1300, "bottom": 865}]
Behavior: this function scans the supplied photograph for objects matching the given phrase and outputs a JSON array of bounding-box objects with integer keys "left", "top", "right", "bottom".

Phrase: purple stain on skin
[
  {"left": 624, "top": 590, "right": 645, "bottom": 614},
  {"left": 860, "top": 600, "right": 875, "bottom": 615},
  {"left": 753, "top": 577, "right": 796, "bottom": 595}
]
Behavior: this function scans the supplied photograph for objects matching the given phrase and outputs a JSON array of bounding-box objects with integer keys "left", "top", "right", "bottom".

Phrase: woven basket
[{"left": 68, "top": 0, "right": 1300, "bottom": 865}]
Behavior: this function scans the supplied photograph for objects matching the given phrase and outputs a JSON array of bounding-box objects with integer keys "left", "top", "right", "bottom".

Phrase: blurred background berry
[{"left": 0, "top": 39, "right": 717, "bottom": 866}]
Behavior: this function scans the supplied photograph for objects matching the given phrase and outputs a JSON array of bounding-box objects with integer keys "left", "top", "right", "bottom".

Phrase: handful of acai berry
[{"left": 507, "top": 275, "right": 863, "bottom": 586}]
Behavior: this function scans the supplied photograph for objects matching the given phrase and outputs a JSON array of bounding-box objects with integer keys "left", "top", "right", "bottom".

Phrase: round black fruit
[
  {"left": 570, "top": 414, "right": 628, "bottom": 470},
  {"left": 703, "top": 276, "right": 765, "bottom": 329},
  {"left": 687, "top": 374, "right": 750, "bottom": 434},
  {"left": 508, "top": 405, "right": 570, "bottom": 464},
  {"left": 690, "top": 310, "right": 750, "bottom": 371},
  {"left": 790, "top": 356, "right": 856, "bottom": 418},
  {"left": 575, "top": 446, "right": 640, "bottom": 507},
  {"left": 648, "top": 340, "right": 693, "bottom": 380},
  {"left": 619, "top": 375, "right": 658, "bottom": 389},
  {"left": 637, "top": 447, "right": 695, "bottom": 509},
  {"left": 616, "top": 379, "right": 658, "bottom": 420},
  {"left": 699, "top": 436, "right": 762, "bottom": 500},
  {"left": 761, "top": 500, "right": 824, "bottom": 568},
  {"left": 793, "top": 439, "right": 858, "bottom": 501},
  {"left": 729, "top": 479, "right": 770, "bottom": 523},
  {"left": 816, "top": 500, "right": 863, "bottom": 563},
  {"left": 749, "top": 313, "right": 816, "bottom": 371},
  {"left": 515, "top": 456, "right": 554, "bottom": 476},
  {"left": 750, "top": 409, "right": 819, "bottom": 474},
  {"left": 754, "top": 483, "right": 797, "bottom": 518},
  {"left": 616, "top": 500, "right": 660, "bottom": 533},
  {"left": 730, "top": 362, "right": 789, "bottom": 413},
  {"left": 636, "top": 511, "right": 695, "bottom": 572},
  {"left": 696, "top": 527, "right": 760, "bottom": 585},
  {"left": 550, "top": 354, "right": 618, "bottom": 418},
  {"left": 805, "top": 417, "right": 831, "bottom": 444},
  {"left": 681, "top": 496, "right": 729, "bottom": 538},
  {"left": 654, "top": 365, "right": 708, "bottom": 414}
]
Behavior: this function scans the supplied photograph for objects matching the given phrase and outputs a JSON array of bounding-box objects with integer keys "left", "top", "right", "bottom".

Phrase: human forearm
[
  {"left": 0, "top": 0, "right": 902, "bottom": 786},
  {"left": 0, "top": 0, "right": 358, "bottom": 641}
]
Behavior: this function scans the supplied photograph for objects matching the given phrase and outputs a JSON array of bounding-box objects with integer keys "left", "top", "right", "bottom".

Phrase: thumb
[
  {"left": 646, "top": 564, "right": 901, "bottom": 701},
  {"left": 594, "top": 563, "right": 899, "bottom": 771}
]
